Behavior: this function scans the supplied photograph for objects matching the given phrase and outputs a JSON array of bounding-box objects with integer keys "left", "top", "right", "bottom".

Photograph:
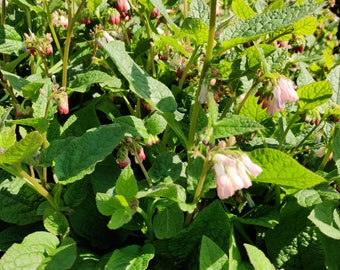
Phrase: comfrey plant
[{"left": 0, "top": 0, "right": 339, "bottom": 269}]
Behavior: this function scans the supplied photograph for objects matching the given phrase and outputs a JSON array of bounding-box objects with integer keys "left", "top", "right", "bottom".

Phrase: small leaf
[
  {"left": 232, "top": 0, "right": 256, "bottom": 19},
  {"left": 0, "top": 131, "right": 42, "bottom": 165},
  {"left": 153, "top": 203, "right": 184, "bottom": 239},
  {"left": 240, "top": 95, "right": 268, "bottom": 122},
  {"left": 144, "top": 111, "right": 167, "bottom": 135},
  {"left": 116, "top": 166, "right": 138, "bottom": 202},
  {"left": 244, "top": 244, "right": 275, "bottom": 270},
  {"left": 98, "top": 40, "right": 177, "bottom": 113},
  {"left": 297, "top": 80, "right": 332, "bottom": 112},
  {"left": 308, "top": 201, "right": 340, "bottom": 240},
  {"left": 213, "top": 115, "right": 264, "bottom": 139},
  {"left": 54, "top": 124, "right": 126, "bottom": 184},
  {"left": 87, "top": 0, "right": 102, "bottom": 12},
  {"left": 199, "top": 236, "right": 228, "bottom": 270},
  {"left": 104, "top": 244, "right": 155, "bottom": 270},
  {"left": 7, "top": 118, "right": 49, "bottom": 133},
  {"left": 43, "top": 206, "right": 69, "bottom": 236},
  {"left": 249, "top": 148, "right": 325, "bottom": 189}
]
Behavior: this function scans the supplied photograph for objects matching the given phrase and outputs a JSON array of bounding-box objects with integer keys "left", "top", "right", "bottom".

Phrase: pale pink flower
[
  {"left": 102, "top": 31, "right": 115, "bottom": 43},
  {"left": 56, "top": 91, "right": 69, "bottom": 114},
  {"left": 263, "top": 76, "right": 298, "bottom": 115},
  {"left": 116, "top": 0, "right": 130, "bottom": 11},
  {"left": 213, "top": 153, "right": 262, "bottom": 200}
]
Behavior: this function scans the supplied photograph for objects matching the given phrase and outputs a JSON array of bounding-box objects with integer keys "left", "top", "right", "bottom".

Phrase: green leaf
[
  {"left": 87, "top": 0, "right": 102, "bottom": 12},
  {"left": 333, "top": 123, "right": 340, "bottom": 174},
  {"left": 328, "top": 65, "right": 340, "bottom": 104},
  {"left": 153, "top": 203, "right": 184, "bottom": 239},
  {"left": 249, "top": 148, "right": 325, "bottom": 189},
  {"left": 104, "top": 244, "right": 155, "bottom": 270},
  {"left": 232, "top": 0, "right": 256, "bottom": 19},
  {"left": 153, "top": 201, "right": 230, "bottom": 265},
  {"left": 297, "top": 80, "right": 332, "bottom": 112},
  {"left": 180, "top": 18, "right": 209, "bottom": 45},
  {"left": 43, "top": 206, "right": 69, "bottom": 236},
  {"left": 148, "top": 153, "right": 184, "bottom": 183},
  {"left": 240, "top": 95, "right": 268, "bottom": 122},
  {"left": 0, "top": 177, "right": 44, "bottom": 225},
  {"left": 318, "top": 231, "right": 340, "bottom": 270},
  {"left": 295, "top": 189, "right": 322, "bottom": 208},
  {"left": 199, "top": 236, "right": 228, "bottom": 270},
  {"left": 228, "top": 226, "right": 241, "bottom": 270},
  {"left": 265, "top": 196, "right": 325, "bottom": 269},
  {"left": 7, "top": 118, "right": 49, "bottom": 133},
  {"left": 0, "top": 25, "right": 23, "bottom": 55},
  {"left": 144, "top": 111, "right": 167, "bottom": 135},
  {"left": 116, "top": 166, "right": 138, "bottom": 202},
  {"left": 64, "top": 179, "right": 91, "bottom": 208},
  {"left": 213, "top": 115, "right": 264, "bottom": 139},
  {"left": 0, "top": 231, "right": 59, "bottom": 270},
  {"left": 54, "top": 124, "right": 126, "bottom": 184},
  {"left": 293, "top": 16, "right": 317, "bottom": 35},
  {"left": 161, "top": 112, "right": 188, "bottom": 149},
  {"left": 0, "top": 125, "right": 16, "bottom": 150},
  {"left": 155, "top": 36, "right": 189, "bottom": 57},
  {"left": 0, "top": 131, "right": 42, "bottom": 165},
  {"left": 244, "top": 244, "right": 275, "bottom": 270},
  {"left": 98, "top": 40, "right": 177, "bottom": 113},
  {"left": 219, "top": 2, "right": 322, "bottom": 51},
  {"left": 69, "top": 70, "right": 121, "bottom": 93},
  {"left": 150, "top": 0, "right": 178, "bottom": 32},
  {"left": 38, "top": 237, "right": 77, "bottom": 270},
  {"left": 113, "top": 115, "right": 149, "bottom": 140},
  {"left": 308, "top": 201, "right": 340, "bottom": 240},
  {"left": 96, "top": 193, "right": 133, "bottom": 230},
  {"left": 137, "top": 183, "right": 186, "bottom": 203},
  {"left": 189, "top": 0, "right": 210, "bottom": 25}
]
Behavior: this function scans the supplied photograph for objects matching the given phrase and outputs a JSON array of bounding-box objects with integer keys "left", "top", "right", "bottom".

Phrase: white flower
[{"left": 213, "top": 153, "right": 262, "bottom": 200}]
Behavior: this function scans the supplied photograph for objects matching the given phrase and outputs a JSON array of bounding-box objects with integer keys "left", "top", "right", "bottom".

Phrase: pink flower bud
[
  {"left": 57, "top": 91, "right": 69, "bottom": 114},
  {"left": 137, "top": 147, "right": 146, "bottom": 161}
]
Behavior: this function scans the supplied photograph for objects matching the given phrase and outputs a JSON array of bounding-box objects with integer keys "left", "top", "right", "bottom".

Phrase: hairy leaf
[{"left": 200, "top": 236, "right": 228, "bottom": 270}]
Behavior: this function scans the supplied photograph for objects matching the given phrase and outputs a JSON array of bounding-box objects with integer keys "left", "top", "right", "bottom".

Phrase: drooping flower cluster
[
  {"left": 212, "top": 152, "right": 262, "bottom": 200},
  {"left": 24, "top": 32, "right": 53, "bottom": 57},
  {"left": 116, "top": 139, "right": 147, "bottom": 168},
  {"left": 256, "top": 75, "right": 299, "bottom": 115}
]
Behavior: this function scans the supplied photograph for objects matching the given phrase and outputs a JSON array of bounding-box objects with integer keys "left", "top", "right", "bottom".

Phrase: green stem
[
  {"left": 20, "top": 170, "right": 59, "bottom": 210},
  {"left": 137, "top": 207, "right": 154, "bottom": 241},
  {"left": 184, "top": 158, "right": 211, "bottom": 226},
  {"left": 318, "top": 124, "right": 337, "bottom": 171},
  {"left": 234, "top": 79, "right": 260, "bottom": 115},
  {"left": 178, "top": 46, "right": 200, "bottom": 90},
  {"left": 62, "top": 0, "right": 86, "bottom": 88},
  {"left": 278, "top": 110, "right": 300, "bottom": 150},
  {"left": 188, "top": 0, "right": 217, "bottom": 151}
]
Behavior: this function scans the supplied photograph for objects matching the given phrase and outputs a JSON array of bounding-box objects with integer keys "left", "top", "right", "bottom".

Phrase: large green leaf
[
  {"left": 53, "top": 124, "right": 126, "bottom": 184},
  {"left": 104, "top": 244, "right": 155, "bottom": 270},
  {"left": 68, "top": 70, "right": 121, "bottom": 93},
  {"left": 0, "top": 25, "right": 23, "bottom": 55},
  {"left": 213, "top": 115, "right": 264, "bottom": 138},
  {"left": 333, "top": 123, "right": 340, "bottom": 174},
  {"left": 297, "top": 80, "right": 332, "bottom": 112},
  {"left": 0, "top": 131, "right": 42, "bottom": 165},
  {"left": 231, "top": 0, "right": 256, "bottom": 19},
  {"left": 328, "top": 65, "right": 340, "bottom": 104},
  {"left": 219, "top": 2, "right": 322, "bottom": 50},
  {"left": 199, "top": 236, "right": 228, "bottom": 270},
  {"left": 43, "top": 206, "right": 69, "bottom": 236},
  {"left": 98, "top": 40, "right": 177, "bottom": 113},
  {"left": 6, "top": 118, "right": 49, "bottom": 133},
  {"left": 0, "top": 126, "right": 16, "bottom": 150},
  {"left": 0, "top": 176, "right": 44, "bottom": 225},
  {"left": 293, "top": 16, "right": 317, "bottom": 35},
  {"left": 180, "top": 18, "right": 209, "bottom": 45},
  {"left": 249, "top": 148, "right": 325, "bottom": 189},
  {"left": 153, "top": 202, "right": 184, "bottom": 240},
  {"left": 0, "top": 231, "right": 60, "bottom": 270},
  {"left": 189, "top": 0, "right": 210, "bottom": 25}
]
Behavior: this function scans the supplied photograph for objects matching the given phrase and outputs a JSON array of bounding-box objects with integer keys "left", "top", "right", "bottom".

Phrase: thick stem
[
  {"left": 187, "top": 0, "right": 217, "bottom": 151},
  {"left": 20, "top": 170, "right": 59, "bottom": 210}
]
